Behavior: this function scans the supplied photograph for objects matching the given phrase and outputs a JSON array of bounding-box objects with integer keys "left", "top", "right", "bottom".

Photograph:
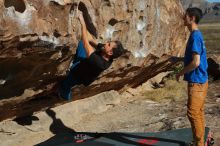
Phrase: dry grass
[
  {"left": 201, "top": 19, "right": 220, "bottom": 24},
  {"left": 143, "top": 79, "right": 187, "bottom": 102},
  {"left": 199, "top": 22, "right": 220, "bottom": 56}
]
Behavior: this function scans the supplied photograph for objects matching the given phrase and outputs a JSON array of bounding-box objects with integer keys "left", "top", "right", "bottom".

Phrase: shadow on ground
[{"left": 34, "top": 109, "right": 192, "bottom": 146}]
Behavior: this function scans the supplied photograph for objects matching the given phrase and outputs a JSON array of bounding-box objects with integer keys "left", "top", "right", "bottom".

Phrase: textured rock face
[
  {"left": 0, "top": 0, "right": 186, "bottom": 56},
  {"left": 0, "top": 0, "right": 187, "bottom": 121}
]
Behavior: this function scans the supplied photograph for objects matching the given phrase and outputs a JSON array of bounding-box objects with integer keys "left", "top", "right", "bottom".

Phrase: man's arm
[
  {"left": 78, "top": 12, "right": 95, "bottom": 57},
  {"left": 176, "top": 53, "right": 200, "bottom": 81}
]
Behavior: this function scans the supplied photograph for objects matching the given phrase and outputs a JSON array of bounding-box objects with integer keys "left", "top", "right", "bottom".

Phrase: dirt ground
[{"left": 0, "top": 78, "right": 219, "bottom": 146}]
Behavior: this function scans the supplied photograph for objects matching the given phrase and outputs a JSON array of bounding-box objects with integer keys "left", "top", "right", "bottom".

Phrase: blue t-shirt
[{"left": 184, "top": 30, "right": 208, "bottom": 83}]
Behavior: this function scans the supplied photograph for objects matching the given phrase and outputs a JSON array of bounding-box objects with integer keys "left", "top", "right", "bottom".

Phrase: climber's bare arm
[{"left": 78, "top": 12, "right": 94, "bottom": 57}]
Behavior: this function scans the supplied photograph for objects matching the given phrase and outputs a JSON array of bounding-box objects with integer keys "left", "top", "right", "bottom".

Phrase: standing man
[{"left": 176, "top": 8, "right": 208, "bottom": 146}]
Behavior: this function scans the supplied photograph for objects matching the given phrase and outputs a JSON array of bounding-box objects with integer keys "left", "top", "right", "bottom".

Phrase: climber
[
  {"left": 176, "top": 7, "right": 208, "bottom": 146},
  {"left": 58, "top": 10, "right": 126, "bottom": 100}
]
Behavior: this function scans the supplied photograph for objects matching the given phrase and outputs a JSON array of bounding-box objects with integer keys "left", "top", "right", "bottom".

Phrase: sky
[{"left": 207, "top": 0, "right": 220, "bottom": 2}]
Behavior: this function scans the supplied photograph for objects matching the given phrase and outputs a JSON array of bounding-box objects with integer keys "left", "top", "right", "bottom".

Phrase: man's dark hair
[
  {"left": 186, "top": 7, "right": 203, "bottom": 24},
  {"left": 112, "top": 41, "right": 126, "bottom": 59}
]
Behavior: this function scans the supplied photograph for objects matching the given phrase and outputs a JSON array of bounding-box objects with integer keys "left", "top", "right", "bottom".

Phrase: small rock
[
  {"left": 216, "top": 98, "right": 220, "bottom": 103},
  {"left": 0, "top": 79, "right": 6, "bottom": 85}
]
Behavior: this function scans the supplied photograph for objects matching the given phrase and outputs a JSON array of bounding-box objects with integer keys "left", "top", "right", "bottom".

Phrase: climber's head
[{"left": 102, "top": 41, "right": 126, "bottom": 59}]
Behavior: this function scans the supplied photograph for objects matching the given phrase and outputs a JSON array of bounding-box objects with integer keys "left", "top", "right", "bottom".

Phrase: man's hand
[
  {"left": 78, "top": 11, "right": 85, "bottom": 25},
  {"left": 175, "top": 53, "right": 200, "bottom": 82}
]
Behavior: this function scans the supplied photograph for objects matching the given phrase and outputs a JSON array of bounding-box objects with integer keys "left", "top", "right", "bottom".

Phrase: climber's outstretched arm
[{"left": 78, "top": 12, "right": 94, "bottom": 57}]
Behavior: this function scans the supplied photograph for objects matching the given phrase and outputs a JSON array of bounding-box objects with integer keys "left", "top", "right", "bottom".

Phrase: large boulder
[{"left": 0, "top": 0, "right": 187, "bottom": 121}]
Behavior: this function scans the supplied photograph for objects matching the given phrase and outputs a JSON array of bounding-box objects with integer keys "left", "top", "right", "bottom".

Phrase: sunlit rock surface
[{"left": 0, "top": 0, "right": 187, "bottom": 121}]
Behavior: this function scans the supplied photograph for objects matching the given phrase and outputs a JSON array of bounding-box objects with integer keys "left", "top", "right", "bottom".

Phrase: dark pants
[{"left": 59, "top": 41, "right": 87, "bottom": 100}]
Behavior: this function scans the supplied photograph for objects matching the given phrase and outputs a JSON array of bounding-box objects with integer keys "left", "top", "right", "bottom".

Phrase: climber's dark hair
[
  {"left": 186, "top": 7, "right": 203, "bottom": 24},
  {"left": 112, "top": 41, "right": 126, "bottom": 59}
]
